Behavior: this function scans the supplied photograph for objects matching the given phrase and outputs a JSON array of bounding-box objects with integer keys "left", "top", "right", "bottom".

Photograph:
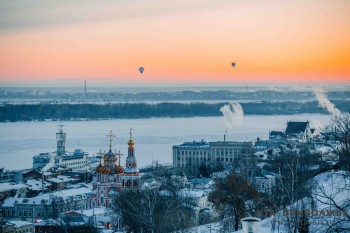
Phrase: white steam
[
  {"left": 220, "top": 102, "right": 244, "bottom": 135},
  {"left": 42, "top": 156, "right": 55, "bottom": 172},
  {"left": 312, "top": 87, "right": 341, "bottom": 117}
]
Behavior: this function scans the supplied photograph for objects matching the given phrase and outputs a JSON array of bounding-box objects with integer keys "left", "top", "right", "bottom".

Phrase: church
[{"left": 88, "top": 129, "right": 141, "bottom": 208}]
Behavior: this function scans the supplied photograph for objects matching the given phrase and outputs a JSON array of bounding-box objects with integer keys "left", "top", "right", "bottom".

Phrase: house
[
  {"left": 8, "top": 220, "right": 35, "bottom": 233},
  {"left": 34, "top": 219, "right": 63, "bottom": 233},
  {"left": 1, "top": 186, "right": 91, "bottom": 222},
  {"left": 269, "top": 131, "right": 285, "bottom": 141},
  {"left": 252, "top": 171, "right": 276, "bottom": 195},
  {"left": 0, "top": 217, "right": 16, "bottom": 233},
  {"left": 285, "top": 121, "right": 312, "bottom": 142},
  {"left": 47, "top": 175, "right": 78, "bottom": 191},
  {"left": 22, "top": 170, "right": 55, "bottom": 181},
  {"left": 0, "top": 182, "right": 28, "bottom": 202},
  {"left": 59, "top": 207, "right": 114, "bottom": 230},
  {"left": 25, "top": 179, "right": 52, "bottom": 197}
]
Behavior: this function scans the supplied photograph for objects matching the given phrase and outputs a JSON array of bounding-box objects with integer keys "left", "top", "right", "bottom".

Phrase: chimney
[{"left": 224, "top": 134, "right": 226, "bottom": 142}]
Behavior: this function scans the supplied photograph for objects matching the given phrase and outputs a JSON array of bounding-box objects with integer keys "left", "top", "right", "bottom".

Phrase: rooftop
[
  {"left": 176, "top": 140, "right": 209, "bottom": 148},
  {"left": 0, "top": 182, "right": 27, "bottom": 192},
  {"left": 285, "top": 121, "right": 309, "bottom": 134},
  {"left": 8, "top": 220, "right": 33, "bottom": 228}
]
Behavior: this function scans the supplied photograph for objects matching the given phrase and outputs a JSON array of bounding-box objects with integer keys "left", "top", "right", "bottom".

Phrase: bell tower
[
  {"left": 122, "top": 128, "right": 140, "bottom": 189},
  {"left": 56, "top": 123, "right": 66, "bottom": 156}
]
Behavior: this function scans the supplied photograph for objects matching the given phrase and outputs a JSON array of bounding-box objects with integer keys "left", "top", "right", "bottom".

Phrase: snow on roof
[
  {"left": 2, "top": 187, "right": 91, "bottom": 207},
  {"left": 47, "top": 175, "right": 77, "bottom": 184},
  {"left": 180, "top": 189, "right": 206, "bottom": 198},
  {"left": 0, "top": 182, "right": 27, "bottom": 192},
  {"left": 177, "top": 140, "right": 210, "bottom": 148},
  {"left": 8, "top": 220, "right": 33, "bottom": 228},
  {"left": 79, "top": 207, "right": 109, "bottom": 217},
  {"left": 26, "top": 179, "right": 51, "bottom": 191},
  {"left": 54, "top": 187, "right": 91, "bottom": 199}
]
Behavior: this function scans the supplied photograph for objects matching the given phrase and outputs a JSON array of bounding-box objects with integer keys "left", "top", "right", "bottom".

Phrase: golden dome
[
  {"left": 100, "top": 166, "right": 110, "bottom": 174},
  {"left": 95, "top": 162, "right": 102, "bottom": 173},
  {"left": 128, "top": 139, "right": 135, "bottom": 146},
  {"left": 114, "top": 164, "right": 124, "bottom": 174}
]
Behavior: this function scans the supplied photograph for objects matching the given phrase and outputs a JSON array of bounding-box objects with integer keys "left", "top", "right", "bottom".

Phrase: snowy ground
[{"left": 184, "top": 171, "right": 349, "bottom": 233}]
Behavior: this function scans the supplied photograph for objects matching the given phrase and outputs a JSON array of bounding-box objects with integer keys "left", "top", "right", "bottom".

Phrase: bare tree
[
  {"left": 113, "top": 179, "right": 196, "bottom": 233},
  {"left": 270, "top": 148, "right": 318, "bottom": 233},
  {"left": 208, "top": 172, "right": 261, "bottom": 232}
]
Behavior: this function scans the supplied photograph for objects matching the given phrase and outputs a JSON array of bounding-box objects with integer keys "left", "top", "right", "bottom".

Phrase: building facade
[
  {"left": 89, "top": 130, "right": 140, "bottom": 208},
  {"left": 173, "top": 139, "right": 253, "bottom": 168},
  {"left": 1, "top": 186, "right": 91, "bottom": 223}
]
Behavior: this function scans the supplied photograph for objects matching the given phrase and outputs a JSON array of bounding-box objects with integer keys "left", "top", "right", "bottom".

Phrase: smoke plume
[
  {"left": 220, "top": 102, "right": 244, "bottom": 135},
  {"left": 42, "top": 156, "right": 55, "bottom": 172},
  {"left": 312, "top": 87, "right": 341, "bottom": 117}
]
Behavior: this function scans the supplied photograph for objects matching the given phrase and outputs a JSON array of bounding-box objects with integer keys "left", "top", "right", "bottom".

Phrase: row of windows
[
  {"left": 178, "top": 157, "right": 212, "bottom": 161},
  {"left": 178, "top": 157, "right": 233, "bottom": 165},
  {"left": 177, "top": 149, "right": 245, "bottom": 157},
  {"left": 177, "top": 150, "right": 208, "bottom": 156},
  {"left": 62, "top": 160, "right": 87, "bottom": 166}
]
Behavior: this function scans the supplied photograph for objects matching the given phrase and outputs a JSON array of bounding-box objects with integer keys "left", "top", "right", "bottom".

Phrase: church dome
[
  {"left": 104, "top": 149, "right": 116, "bottom": 160},
  {"left": 114, "top": 164, "right": 124, "bottom": 174},
  {"left": 128, "top": 138, "right": 135, "bottom": 147},
  {"left": 95, "top": 162, "right": 102, "bottom": 173},
  {"left": 100, "top": 166, "right": 110, "bottom": 174}
]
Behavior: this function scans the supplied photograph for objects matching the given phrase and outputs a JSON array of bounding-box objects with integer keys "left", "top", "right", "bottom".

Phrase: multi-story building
[
  {"left": 173, "top": 139, "right": 253, "bottom": 169},
  {"left": 1, "top": 185, "right": 91, "bottom": 223}
]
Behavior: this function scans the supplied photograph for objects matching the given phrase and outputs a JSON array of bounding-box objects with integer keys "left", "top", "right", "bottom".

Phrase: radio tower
[{"left": 84, "top": 80, "right": 87, "bottom": 99}]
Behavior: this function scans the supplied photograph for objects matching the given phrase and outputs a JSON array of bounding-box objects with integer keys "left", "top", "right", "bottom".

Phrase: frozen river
[{"left": 0, "top": 114, "right": 331, "bottom": 170}]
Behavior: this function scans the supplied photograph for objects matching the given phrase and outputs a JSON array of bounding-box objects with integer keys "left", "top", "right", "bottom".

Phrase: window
[{"left": 39, "top": 227, "right": 42, "bottom": 232}]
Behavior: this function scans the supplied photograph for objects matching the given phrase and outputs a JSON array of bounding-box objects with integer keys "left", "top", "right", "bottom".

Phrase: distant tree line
[{"left": 0, "top": 100, "right": 349, "bottom": 122}]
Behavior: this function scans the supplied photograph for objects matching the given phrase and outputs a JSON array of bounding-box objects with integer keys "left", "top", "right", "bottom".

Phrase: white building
[
  {"left": 173, "top": 139, "right": 253, "bottom": 169},
  {"left": 252, "top": 172, "right": 276, "bottom": 195},
  {"left": 33, "top": 126, "right": 89, "bottom": 172}
]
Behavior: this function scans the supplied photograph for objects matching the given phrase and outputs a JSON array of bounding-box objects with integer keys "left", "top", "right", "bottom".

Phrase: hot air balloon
[
  {"left": 139, "top": 67, "right": 144, "bottom": 74},
  {"left": 231, "top": 62, "right": 236, "bottom": 68}
]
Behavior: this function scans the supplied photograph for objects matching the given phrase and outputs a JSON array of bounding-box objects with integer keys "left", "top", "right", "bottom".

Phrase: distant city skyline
[{"left": 0, "top": 0, "right": 349, "bottom": 86}]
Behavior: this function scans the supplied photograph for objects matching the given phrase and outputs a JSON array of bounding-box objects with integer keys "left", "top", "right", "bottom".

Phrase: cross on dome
[
  {"left": 129, "top": 128, "right": 133, "bottom": 139},
  {"left": 106, "top": 130, "right": 116, "bottom": 149},
  {"left": 116, "top": 150, "right": 123, "bottom": 165}
]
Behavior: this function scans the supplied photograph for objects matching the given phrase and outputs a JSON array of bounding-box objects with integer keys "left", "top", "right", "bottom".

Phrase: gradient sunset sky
[{"left": 0, "top": 0, "right": 349, "bottom": 86}]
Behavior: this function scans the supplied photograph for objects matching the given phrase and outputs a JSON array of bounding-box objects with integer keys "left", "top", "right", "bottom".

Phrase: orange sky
[{"left": 0, "top": 0, "right": 349, "bottom": 86}]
